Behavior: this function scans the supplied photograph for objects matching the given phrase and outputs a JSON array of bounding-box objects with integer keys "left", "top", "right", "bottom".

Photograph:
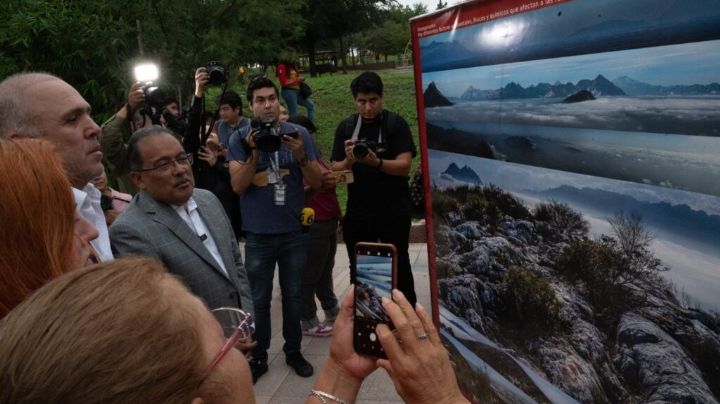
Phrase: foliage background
[{"left": 1, "top": 0, "right": 428, "bottom": 123}]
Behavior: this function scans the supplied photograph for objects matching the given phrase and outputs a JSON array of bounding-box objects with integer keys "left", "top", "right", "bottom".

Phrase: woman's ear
[{"left": 190, "top": 397, "right": 205, "bottom": 404}]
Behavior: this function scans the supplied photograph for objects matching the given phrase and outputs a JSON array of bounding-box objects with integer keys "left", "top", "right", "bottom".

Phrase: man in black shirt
[{"left": 331, "top": 71, "right": 417, "bottom": 305}]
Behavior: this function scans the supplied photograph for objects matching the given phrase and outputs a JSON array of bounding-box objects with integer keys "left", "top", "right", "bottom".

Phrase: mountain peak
[
  {"left": 442, "top": 163, "right": 482, "bottom": 184},
  {"left": 424, "top": 82, "right": 454, "bottom": 108}
]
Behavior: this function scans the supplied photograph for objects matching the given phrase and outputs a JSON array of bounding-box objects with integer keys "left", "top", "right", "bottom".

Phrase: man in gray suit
[{"left": 110, "top": 126, "right": 253, "bottom": 317}]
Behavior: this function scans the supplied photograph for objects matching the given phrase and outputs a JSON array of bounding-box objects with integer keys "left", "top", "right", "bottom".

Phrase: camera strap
[{"left": 351, "top": 114, "right": 383, "bottom": 144}]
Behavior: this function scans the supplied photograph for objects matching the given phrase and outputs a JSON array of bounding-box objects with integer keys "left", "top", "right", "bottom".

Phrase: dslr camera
[
  {"left": 206, "top": 61, "right": 227, "bottom": 86},
  {"left": 353, "top": 139, "right": 386, "bottom": 159},
  {"left": 249, "top": 119, "right": 301, "bottom": 153},
  {"left": 251, "top": 119, "right": 281, "bottom": 153},
  {"left": 140, "top": 85, "right": 167, "bottom": 125}
]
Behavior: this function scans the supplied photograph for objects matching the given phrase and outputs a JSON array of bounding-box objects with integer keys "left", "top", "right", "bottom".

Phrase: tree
[
  {"left": 606, "top": 211, "right": 667, "bottom": 288},
  {"left": 1, "top": 0, "right": 306, "bottom": 117}
]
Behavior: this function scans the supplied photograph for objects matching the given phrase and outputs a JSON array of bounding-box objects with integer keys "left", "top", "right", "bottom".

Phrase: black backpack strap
[{"left": 381, "top": 110, "right": 397, "bottom": 140}]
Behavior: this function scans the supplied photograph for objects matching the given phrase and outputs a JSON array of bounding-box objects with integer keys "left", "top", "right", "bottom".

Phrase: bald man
[{"left": 0, "top": 73, "right": 112, "bottom": 261}]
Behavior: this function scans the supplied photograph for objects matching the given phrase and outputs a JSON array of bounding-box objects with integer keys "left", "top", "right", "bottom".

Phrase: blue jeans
[
  {"left": 245, "top": 231, "right": 309, "bottom": 361},
  {"left": 281, "top": 87, "right": 315, "bottom": 122}
]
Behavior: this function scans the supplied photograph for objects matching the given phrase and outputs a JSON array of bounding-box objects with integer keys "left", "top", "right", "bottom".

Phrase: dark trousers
[
  {"left": 244, "top": 231, "right": 308, "bottom": 361},
  {"left": 301, "top": 219, "right": 340, "bottom": 322},
  {"left": 342, "top": 213, "right": 416, "bottom": 306}
]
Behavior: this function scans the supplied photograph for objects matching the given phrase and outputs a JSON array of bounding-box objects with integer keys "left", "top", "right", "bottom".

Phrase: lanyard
[
  {"left": 269, "top": 151, "right": 281, "bottom": 184},
  {"left": 351, "top": 114, "right": 383, "bottom": 143}
]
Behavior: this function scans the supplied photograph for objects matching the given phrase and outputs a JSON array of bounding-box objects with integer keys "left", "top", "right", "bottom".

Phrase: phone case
[{"left": 353, "top": 242, "right": 398, "bottom": 358}]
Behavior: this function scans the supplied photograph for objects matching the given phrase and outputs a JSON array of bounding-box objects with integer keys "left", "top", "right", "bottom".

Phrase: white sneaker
[{"left": 303, "top": 323, "right": 333, "bottom": 337}]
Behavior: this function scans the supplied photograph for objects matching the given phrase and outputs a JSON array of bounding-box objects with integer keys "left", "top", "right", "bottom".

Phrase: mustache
[{"left": 172, "top": 177, "right": 192, "bottom": 187}]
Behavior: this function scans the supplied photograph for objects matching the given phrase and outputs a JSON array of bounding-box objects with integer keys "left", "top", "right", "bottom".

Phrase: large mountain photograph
[
  {"left": 423, "top": 39, "right": 720, "bottom": 197},
  {"left": 415, "top": 0, "right": 720, "bottom": 402}
]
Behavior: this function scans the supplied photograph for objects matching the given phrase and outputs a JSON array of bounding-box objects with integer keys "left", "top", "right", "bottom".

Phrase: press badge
[{"left": 274, "top": 183, "right": 286, "bottom": 206}]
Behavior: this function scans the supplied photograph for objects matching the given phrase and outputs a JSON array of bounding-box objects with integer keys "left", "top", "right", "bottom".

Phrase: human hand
[
  {"left": 282, "top": 131, "right": 305, "bottom": 160},
  {"left": 128, "top": 82, "right": 145, "bottom": 110},
  {"left": 357, "top": 148, "right": 380, "bottom": 167},
  {"left": 205, "top": 132, "right": 222, "bottom": 155},
  {"left": 376, "top": 290, "right": 467, "bottom": 404},
  {"left": 195, "top": 67, "right": 209, "bottom": 97},
  {"left": 320, "top": 171, "right": 337, "bottom": 191},
  {"left": 198, "top": 146, "right": 217, "bottom": 166},
  {"left": 235, "top": 337, "right": 257, "bottom": 358},
  {"left": 328, "top": 287, "right": 378, "bottom": 382},
  {"left": 343, "top": 139, "right": 357, "bottom": 164}
]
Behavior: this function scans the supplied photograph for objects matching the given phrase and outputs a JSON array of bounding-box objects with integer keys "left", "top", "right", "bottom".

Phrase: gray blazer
[{"left": 110, "top": 188, "right": 254, "bottom": 316}]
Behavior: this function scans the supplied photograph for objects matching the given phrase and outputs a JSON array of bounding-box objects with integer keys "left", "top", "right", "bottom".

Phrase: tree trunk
[
  {"left": 307, "top": 40, "right": 317, "bottom": 77},
  {"left": 338, "top": 36, "right": 348, "bottom": 73}
]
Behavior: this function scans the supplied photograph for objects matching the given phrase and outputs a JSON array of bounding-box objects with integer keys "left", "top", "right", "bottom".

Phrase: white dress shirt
[
  {"left": 72, "top": 184, "right": 114, "bottom": 262},
  {"left": 172, "top": 197, "right": 229, "bottom": 277}
]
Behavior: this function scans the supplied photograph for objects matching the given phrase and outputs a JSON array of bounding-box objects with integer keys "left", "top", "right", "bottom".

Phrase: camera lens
[
  {"left": 353, "top": 142, "right": 369, "bottom": 158},
  {"left": 252, "top": 119, "right": 281, "bottom": 153}
]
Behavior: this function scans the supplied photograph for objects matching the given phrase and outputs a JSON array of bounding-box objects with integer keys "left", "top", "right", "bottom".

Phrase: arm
[
  {"left": 100, "top": 83, "right": 144, "bottom": 175},
  {"left": 376, "top": 290, "right": 469, "bottom": 404},
  {"left": 282, "top": 129, "right": 322, "bottom": 190},
  {"left": 357, "top": 150, "right": 412, "bottom": 177},
  {"left": 307, "top": 289, "right": 376, "bottom": 404},
  {"left": 183, "top": 68, "right": 209, "bottom": 155},
  {"left": 330, "top": 121, "right": 352, "bottom": 171},
  {"left": 228, "top": 156, "right": 258, "bottom": 195},
  {"left": 228, "top": 130, "right": 259, "bottom": 195}
]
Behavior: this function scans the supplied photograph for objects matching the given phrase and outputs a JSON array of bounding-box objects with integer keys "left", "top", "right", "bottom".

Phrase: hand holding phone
[{"left": 353, "top": 242, "right": 397, "bottom": 358}]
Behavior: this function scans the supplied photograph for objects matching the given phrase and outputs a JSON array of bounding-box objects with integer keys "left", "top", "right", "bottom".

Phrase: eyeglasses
[
  {"left": 134, "top": 153, "right": 193, "bottom": 173},
  {"left": 198, "top": 307, "right": 255, "bottom": 387}
]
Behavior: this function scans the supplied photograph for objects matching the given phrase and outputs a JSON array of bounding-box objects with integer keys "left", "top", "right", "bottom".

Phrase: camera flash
[{"left": 134, "top": 63, "right": 159, "bottom": 83}]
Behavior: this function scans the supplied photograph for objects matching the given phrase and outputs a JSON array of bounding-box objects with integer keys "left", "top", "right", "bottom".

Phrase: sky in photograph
[{"left": 422, "top": 40, "right": 720, "bottom": 97}]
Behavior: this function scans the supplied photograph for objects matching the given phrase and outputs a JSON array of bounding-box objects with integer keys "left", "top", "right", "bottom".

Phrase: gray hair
[{"left": 0, "top": 72, "right": 61, "bottom": 138}]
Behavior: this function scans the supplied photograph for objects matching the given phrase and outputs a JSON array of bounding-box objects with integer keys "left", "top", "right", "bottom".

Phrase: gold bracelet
[{"left": 309, "top": 389, "right": 349, "bottom": 404}]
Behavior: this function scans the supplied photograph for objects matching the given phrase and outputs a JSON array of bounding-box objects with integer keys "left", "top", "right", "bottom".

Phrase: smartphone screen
[{"left": 354, "top": 242, "right": 397, "bottom": 357}]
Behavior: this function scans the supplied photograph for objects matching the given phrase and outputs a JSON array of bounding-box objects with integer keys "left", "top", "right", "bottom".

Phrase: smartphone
[
  {"left": 353, "top": 242, "right": 397, "bottom": 358},
  {"left": 280, "top": 130, "right": 299, "bottom": 139}
]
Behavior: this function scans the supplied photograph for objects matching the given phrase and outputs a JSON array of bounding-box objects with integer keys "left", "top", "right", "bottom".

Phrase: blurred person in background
[
  {"left": 277, "top": 59, "right": 315, "bottom": 121},
  {"left": 184, "top": 67, "right": 243, "bottom": 238},
  {"left": 91, "top": 165, "right": 132, "bottom": 225},
  {"left": 288, "top": 115, "right": 340, "bottom": 337}
]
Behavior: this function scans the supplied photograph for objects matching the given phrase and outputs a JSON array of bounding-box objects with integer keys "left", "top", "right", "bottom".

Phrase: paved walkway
[{"left": 253, "top": 243, "right": 430, "bottom": 404}]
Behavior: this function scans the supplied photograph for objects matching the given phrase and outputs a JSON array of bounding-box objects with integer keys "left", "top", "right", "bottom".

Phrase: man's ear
[{"left": 130, "top": 171, "right": 145, "bottom": 190}]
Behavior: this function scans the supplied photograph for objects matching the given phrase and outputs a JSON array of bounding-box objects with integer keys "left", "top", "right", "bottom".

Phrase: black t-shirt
[{"left": 331, "top": 110, "right": 416, "bottom": 217}]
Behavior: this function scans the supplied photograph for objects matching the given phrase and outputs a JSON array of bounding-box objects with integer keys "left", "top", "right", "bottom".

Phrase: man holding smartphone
[
  {"left": 331, "top": 71, "right": 418, "bottom": 306},
  {"left": 227, "top": 76, "right": 322, "bottom": 383}
]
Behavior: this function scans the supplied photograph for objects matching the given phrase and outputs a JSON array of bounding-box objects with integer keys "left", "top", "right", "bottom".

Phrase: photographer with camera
[
  {"left": 227, "top": 76, "right": 322, "bottom": 383},
  {"left": 99, "top": 82, "right": 149, "bottom": 195},
  {"left": 331, "top": 71, "right": 418, "bottom": 306},
  {"left": 182, "top": 66, "right": 243, "bottom": 238}
]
